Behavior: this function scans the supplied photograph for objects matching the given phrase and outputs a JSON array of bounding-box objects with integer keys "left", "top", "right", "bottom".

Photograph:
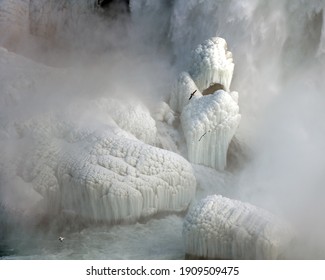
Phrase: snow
[{"left": 183, "top": 195, "right": 294, "bottom": 259}]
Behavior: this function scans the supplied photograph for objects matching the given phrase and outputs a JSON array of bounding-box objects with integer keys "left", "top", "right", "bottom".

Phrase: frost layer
[
  {"left": 183, "top": 195, "right": 294, "bottom": 260},
  {"left": 0, "top": 48, "right": 196, "bottom": 224},
  {"left": 189, "top": 37, "right": 234, "bottom": 92},
  {"left": 181, "top": 91, "right": 240, "bottom": 170},
  {"left": 169, "top": 37, "right": 240, "bottom": 170}
]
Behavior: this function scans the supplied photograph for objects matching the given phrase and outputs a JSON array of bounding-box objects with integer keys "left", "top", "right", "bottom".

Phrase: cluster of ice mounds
[
  {"left": 169, "top": 37, "right": 240, "bottom": 170},
  {"left": 0, "top": 48, "right": 196, "bottom": 224},
  {"left": 183, "top": 195, "right": 294, "bottom": 260}
]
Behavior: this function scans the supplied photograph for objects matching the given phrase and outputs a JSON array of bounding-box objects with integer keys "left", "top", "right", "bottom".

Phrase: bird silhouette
[
  {"left": 189, "top": 90, "right": 197, "bottom": 100},
  {"left": 199, "top": 130, "right": 211, "bottom": 141}
]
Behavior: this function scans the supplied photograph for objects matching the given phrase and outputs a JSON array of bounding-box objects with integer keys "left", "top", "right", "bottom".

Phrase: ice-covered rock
[
  {"left": 168, "top": 37, "right": 240, "bottom": 170},
  {"left": 92, "top": 98, "right": 158, "bottom": 146},
  {"left": 0, "top": 48, "right": 197, "bottom": 224},
  {"left": 181, "top": 90, "right": 240, "bottom": 170},
  {"left": 16, "top": 118, "right": 196, "bottom": 223},
  {"left": 183, "top": 195, "right": 294, "bottom": 260},
  {"left": 189, "top": 37, "right": 234, "bottom": 92}
]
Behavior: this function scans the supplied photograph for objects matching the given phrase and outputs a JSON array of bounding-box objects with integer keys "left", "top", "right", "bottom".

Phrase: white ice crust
[
  {"left": 181, "top": 91, "right": 240, "bottom": 170},
  {"left": 169, "top": 37, "right": 240, "bottom": 170},
  {"left": 183, "top": 195, "right": 294, "bottom": 260},
  {"left": 0, "top": 48, "right": 196, "bottom": 223},
  {"left": 189, "top": 37, "right": 234, "bottom": 92}
]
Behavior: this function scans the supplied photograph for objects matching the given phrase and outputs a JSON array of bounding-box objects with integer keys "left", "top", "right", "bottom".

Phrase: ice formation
[
  {"left": 0, "top": 48, "right": 196, "bottom": 224},
  {"left": 183, "top": 195, "right": 294, "bottom": 260},
  {"left": 169, "top": 37, "right": 240, "bottom": 170},
  {"left": 181, "top": 91, "right": 240, "bottom": 170},
  {"left": 189, "top": 37, "right": 234, "bottom": 93},
  {"left": 169, "top": 72, "right": 200, "bottom": 114}
]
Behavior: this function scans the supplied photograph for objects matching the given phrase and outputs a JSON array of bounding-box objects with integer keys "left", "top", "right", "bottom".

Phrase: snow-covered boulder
[
  {"left": 16, "top": 117, "right": 196, "bottom": 224},
  {"left": 0, "top": 48, "right": 196, "bottom": 224},
  {"left": 181, "top": 91, "right": 240, "bottom": 170},
  {"left": 169, "top": 37, "right": 240, "bottom": 170},
  {"left": 57, "top": 131, "right": 195, "bottom": 223},
  {"left": 189, "top": 37, "right": 234, "bottom": 93},
  {"left": 183, "top": 195, "right": 294, "bottom": 260},
  {"left": 92, "top": 98, "right": 158, "bottom": 146}
]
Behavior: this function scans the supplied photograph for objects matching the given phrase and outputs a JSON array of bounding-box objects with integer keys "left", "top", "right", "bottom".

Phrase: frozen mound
[
  {"left": 0, "top": 48, "right": 196, "bottom": 224},
  {"left": 189, "top": 37, "right": 234, "bottom": 92},
  {"left": 15, "top": 117, "right": 196, "bottom": 224},
  {"left": 183, "top": 195, "right": 294, "bottom": 260},
  {"left": 181, "top": 91, "right": 240, "bottom": 170},
  {"left": 169, "top": 37, "right": 240, "bottom": 170},
  {"left": 92, "top": 98, "right": 158, "bottom": 146}
]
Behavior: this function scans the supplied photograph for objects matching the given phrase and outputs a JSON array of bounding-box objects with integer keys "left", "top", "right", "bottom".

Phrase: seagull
[
  {"left": 58, "top": 237, "right": 65, "bottom": 242},
  {"left": 189, "top": 90, "right": 197, "bottom": 100},
  {"left": 199, "top": 130, "right": 211, "bottom": 141}
]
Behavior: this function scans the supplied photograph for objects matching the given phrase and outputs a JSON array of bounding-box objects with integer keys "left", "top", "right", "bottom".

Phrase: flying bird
[
  {"left": 58, "top": 237, "right": 65, "bottom": 242},
  {"left": 199, "top": 130, "right": 211, "bottom": 141},
  {"left": 189, "top": 90, "right": 197, "bottom": 100}
]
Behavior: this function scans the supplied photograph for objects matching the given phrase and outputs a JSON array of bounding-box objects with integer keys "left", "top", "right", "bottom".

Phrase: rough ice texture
[
  {"left": 168, "top": 37, "right": 240, "bottom": 170},
  {"left": 0, "top": 48, "right": 196, "bottom": 224},
  {"left": 189, "top": 37, "right": 234, "bottom": 92},
  {"left": 169, "top": 72, "right": 201, "bottom": 114},
  {"left": 92, "top": 98, "right": 158, "bottom": 146},
  {"left": 181, "top": 90, "right": 240, "bottom": 170},
  {"left": 183, "top": 195, "right": 294, "bottom": 260}
]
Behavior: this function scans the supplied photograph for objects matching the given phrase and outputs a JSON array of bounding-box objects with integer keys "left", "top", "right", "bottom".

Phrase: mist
[{"left": 1, "top": 0, "right": 325, "bottom": 259}]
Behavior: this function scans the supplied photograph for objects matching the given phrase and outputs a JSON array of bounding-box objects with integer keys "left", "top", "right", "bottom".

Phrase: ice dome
[{"left": 183, "top": 195, "right": 294, "bottom": 260}]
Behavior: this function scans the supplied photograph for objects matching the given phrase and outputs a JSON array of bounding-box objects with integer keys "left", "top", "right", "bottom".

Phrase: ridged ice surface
[
  {"left": 169, "top": 72, "right": 200, "bottom": 114},
  {"left": 183, "top": 195, "right": 294, "bottom": 260},
  {"left": 55, "top": 128, "right": 196, "bottom": 222},
  {"left": 189, "top": 37, "right": 234, "bottom": 92},
  {"left": 0, "top": 48, "right": 196, "bottom": 223},
  {"left": 181, "top": 90, "right": 240, "bottom": 170},
  {"left": 168, "top": 37, "right": 240, "bottom": 170}
]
